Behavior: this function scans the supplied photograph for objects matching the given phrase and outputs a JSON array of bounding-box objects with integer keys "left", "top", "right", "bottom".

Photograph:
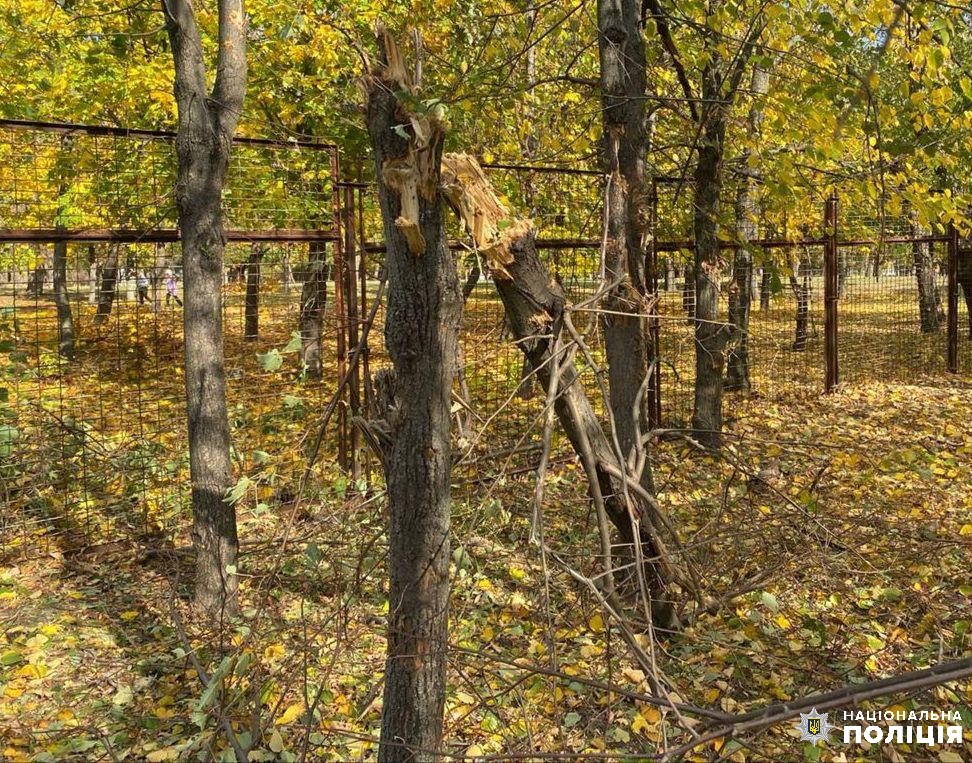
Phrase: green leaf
[
  {"left": 257, "top": 349, "right": 283, "bottom": 372},
  {"left": 224, "top": 476, "right": 253, "bottom": 505},
  {"left": 760, "top": 591, "right": 780, "bottom": 612},
  {"left": 281, "top": 331, "right": 302, "bottom": 354},
  {"left": 563, "top": 711, "right": 581, "bottom": 728},
  {"left": 305, "top": 542, "right": 322, "bottom": 565}
]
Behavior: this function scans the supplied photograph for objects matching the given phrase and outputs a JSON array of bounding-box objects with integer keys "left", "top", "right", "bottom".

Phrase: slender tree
[
  {"left": 365, "top": 27, "right": 463, "bottom": 761},
  {"left": 645, "top": 0, "right": 764, "bottom": 449},
  {"left": 725, "top": 64, "right": 770, "bottom": 392},
  {"left": 161, "top": 0, "right": 246, "bottom": 619}
]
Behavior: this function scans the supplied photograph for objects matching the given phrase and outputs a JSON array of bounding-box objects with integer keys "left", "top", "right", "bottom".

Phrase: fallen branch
[{"left": 661, "top": 657, "right": 972, "bottom": 761}]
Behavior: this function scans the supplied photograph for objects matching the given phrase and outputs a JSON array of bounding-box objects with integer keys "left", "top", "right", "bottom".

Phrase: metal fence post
[
  {"left": 824, "top": 192, "right": 839, "bottom": 393},
  {"left": 947, "top": 222, "right": 959, "bottom": 373}
]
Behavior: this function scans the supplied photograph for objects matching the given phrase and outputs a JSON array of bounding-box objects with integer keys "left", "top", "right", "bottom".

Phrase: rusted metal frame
[
  {"left": 823, "top": 192, "right": 839, "bottom": 394},
  {"left": 0, "top": 117, "right": 337, "bottom": 150},
  {"left": 947, "top": 222, "right": 959, "bottom": 374},
  {"left": 0, "top": 228, "right": 340, "bottom": 243}
]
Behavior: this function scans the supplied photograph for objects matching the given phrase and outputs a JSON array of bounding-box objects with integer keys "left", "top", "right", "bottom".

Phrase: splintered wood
[
  {"left": 369, "top": 25, "right": 445, "bottom": 256},
  {"left": 441, "top": 153, "right": 533, "bottom": 280}
]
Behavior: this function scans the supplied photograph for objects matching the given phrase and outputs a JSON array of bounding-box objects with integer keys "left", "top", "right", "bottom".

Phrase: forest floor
[
  {"left": 1, "top": 378, "right": 970, "bottom": 762},
  {"left": 0, "top": 287, "right": 970, "bottom": 761}
]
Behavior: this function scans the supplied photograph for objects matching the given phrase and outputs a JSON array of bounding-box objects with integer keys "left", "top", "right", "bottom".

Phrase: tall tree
[
  {"left": 364, "top": 27, "right": 463, "bottom": 761},
  {"left": 161, "top": 0, "right": 246, "bottom": 619},
  {"left": 725, "top": 64, "right": 770, "bottom": 391},
  {"left": 646, "top": 0, "right": 764, "bottom": 449},
  {"left": 597, "top": 0, "right": 653, "bottom": 489}
]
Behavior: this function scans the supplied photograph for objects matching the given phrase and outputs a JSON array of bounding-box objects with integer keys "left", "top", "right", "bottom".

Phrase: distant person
[
  {"left": 136, "top": 271, "right": 150, "bottom": 304},
  {"left": 165, "top": 272, "right": 182, "bottom": 307}
]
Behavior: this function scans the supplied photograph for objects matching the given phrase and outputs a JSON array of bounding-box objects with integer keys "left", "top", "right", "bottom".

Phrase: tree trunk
[
  {"left": 691, "top": 113, "right": 731, "bottom": 449},
  {"left": 94, "top": 245, "right": 120, "bottom": 324},
  {"left": 366, "top": 29, "right": 462, "bottom": 762},
  {"left": 597, "top": 0, "right": 654, "bottom": 489},
  {"left": 163, "top": 0, "right": 246, "bottom": 621},
  {"left": 759, "top": 266, "right": 772, "bottom": 310},
  {"left": 725, "top": 65, "right": 769, "bottom": 393},
  {"left": 911, "top": 217, "right": 941, "bottom": 333},
  {"left": 26, "top": 258, "right": 47, "bottom": 297},
  {"left": 299, "top": 242, "right": 328, "bottom": 378},
  {"left": 442, "top": 153, "right": 680, "bottom": 629},
  {"left": 52, "top": 240, "right": 75, "bottom": 360},
  {"left": 789, "top": 250, "right": 809, "bottom": 351},
  {"left": 244, "top": 243, "right": 264, "bottom": 340}
]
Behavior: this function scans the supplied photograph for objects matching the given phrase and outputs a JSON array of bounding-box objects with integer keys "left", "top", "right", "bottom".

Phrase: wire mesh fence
[{"left": 1, "top": 119, "right": 969, "bottom": 562}]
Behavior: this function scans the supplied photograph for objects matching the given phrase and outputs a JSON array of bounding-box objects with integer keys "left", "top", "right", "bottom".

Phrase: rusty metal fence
[{"left": 1, "top": 118, "right": 968, "bottom": 560}]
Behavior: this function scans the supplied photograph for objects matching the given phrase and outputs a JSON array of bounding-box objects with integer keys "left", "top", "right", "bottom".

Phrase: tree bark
[
  {"left": 162, "top": 0, "right": 246, "bottom": 620},
  {"left": 691, "top": 103, "right": 731, "bottom": 449},
  {"left": 52, "top": 240, "right": 75, "bottom": 360},
  {"left": 366, "top": 29, "right": 462, "bottom": 762},
  {"left": 597, "top": 0, "right": 654, "bottom": 489},
  {"left": 244, "top": 243, "right": 264, "bottom": 340},
  {"left": 299, "top": 242, "right": 328, "bottom": 378}
]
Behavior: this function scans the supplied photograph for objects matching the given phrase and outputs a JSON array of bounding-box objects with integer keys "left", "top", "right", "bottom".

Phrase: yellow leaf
[
  {"left": 276, "top": 701, "right": 304, "bottom": 726},
  {"left": 641, "top": 705, "right": 661, "bottom": 724},
  {"left": 774, "top": 614, "right": 791, "bottom": 629},
  {"left": 146, "top": 749, "right": 179, "bottom": 762},
  {"left": 120, "top": 610, "right": 139, "bottom": 622},
  {"left": 959, "top": 524, "right": 972, "bottom": 536},
  {"left": 588, "top": 613, "right": 605, "bottom": 633}
]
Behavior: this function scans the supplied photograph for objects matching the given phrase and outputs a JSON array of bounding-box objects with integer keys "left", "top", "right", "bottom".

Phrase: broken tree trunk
[
  {"left": 442, "top": 154, "right": 680, "bottom": 630},
  {"left": 366, "top": 28, "right": 463, "bottom": 762}
]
